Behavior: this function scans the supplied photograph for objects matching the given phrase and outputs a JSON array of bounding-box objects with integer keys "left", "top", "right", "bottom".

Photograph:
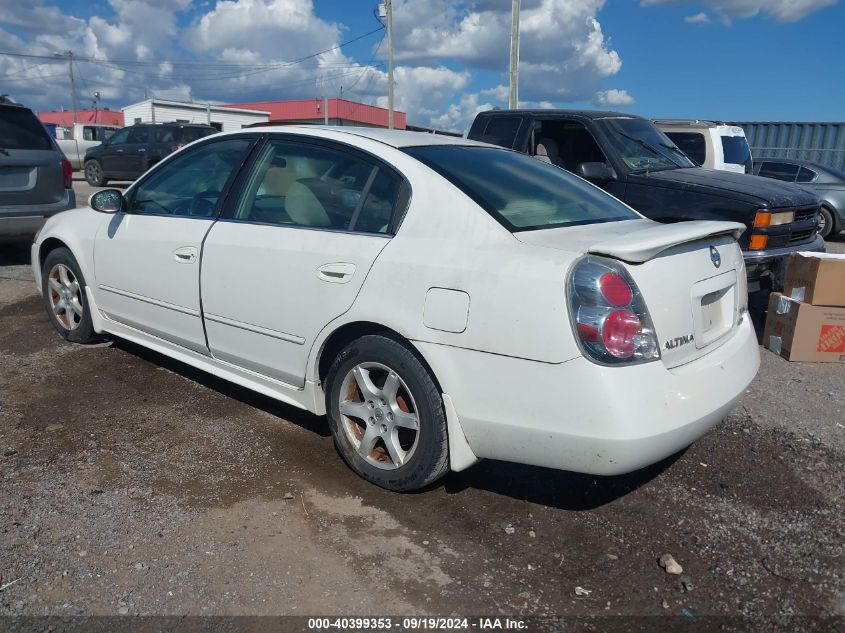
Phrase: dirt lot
[{"left": 1, "top": 229, "right": 844, "bottom": 629}]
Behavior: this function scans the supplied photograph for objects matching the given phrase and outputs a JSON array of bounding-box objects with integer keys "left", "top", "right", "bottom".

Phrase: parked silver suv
[{"left": 0, "top": 96, "right": 75, "bottom": 243}]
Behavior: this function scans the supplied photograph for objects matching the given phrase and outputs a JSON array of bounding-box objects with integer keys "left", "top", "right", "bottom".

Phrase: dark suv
[
  {"left": 468, "top": 110, "right": 825, "bottom": 291},
  {"left": 0, "top": 96, "right": 75, "bottom": 243},
  {"left": 83, "top": 122, "right": 217, "bottom": 186}
]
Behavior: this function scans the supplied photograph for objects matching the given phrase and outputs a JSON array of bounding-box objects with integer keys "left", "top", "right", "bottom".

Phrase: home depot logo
[{"left": 817, "top": 325, "right": 845, "bottom": 353}]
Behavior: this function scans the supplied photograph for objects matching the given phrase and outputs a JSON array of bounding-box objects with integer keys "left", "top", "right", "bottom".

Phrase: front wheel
[
  {"left": 41, "top": 247, "right": 100, "bottom": 344},
  {"left": 818, "top": 207, "right": 835, "bottom": 239},
  {"left": 84, "top": 160, "right": 107, "bottom": 187},
  {"left": 325, "top": 334, "right": 449, "bottom": 492}
]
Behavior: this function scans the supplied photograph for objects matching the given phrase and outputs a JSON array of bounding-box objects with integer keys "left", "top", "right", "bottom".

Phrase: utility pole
[
  {"left": 386, "top": 0, "right": 394, "bottom": 129},
  {"left": 509, "top": 0, "right": 520, "bottom": 110},
  {"left": 54, "top": 51, "right": 78, "bottom": 125}
]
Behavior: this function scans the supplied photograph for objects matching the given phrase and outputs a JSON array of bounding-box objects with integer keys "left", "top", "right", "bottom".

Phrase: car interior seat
[
  {"left": 535, "top": 138, "right": 562, "bottom": 166},
  {"left": 285, "top": 180, "right": 331, "bottom": 228}
]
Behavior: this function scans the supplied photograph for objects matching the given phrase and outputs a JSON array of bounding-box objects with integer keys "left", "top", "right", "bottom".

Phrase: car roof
[
  {"left": 238, "top": 125, "right": 488, "bottom": 149},
  {"left": 476, "top": 109, "right": 641, "bottom": 121}
]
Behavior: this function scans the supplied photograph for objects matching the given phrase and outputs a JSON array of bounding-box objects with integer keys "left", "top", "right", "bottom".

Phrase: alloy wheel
[
  {"left": 47, "top": 263, "right": 84, "bottom": 331},
  {"left": 338, "top": 362, "right": 420, "bottom": 470}
]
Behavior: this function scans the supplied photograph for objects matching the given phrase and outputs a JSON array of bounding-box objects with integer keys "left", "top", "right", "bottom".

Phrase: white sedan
[{"left": 31, "top": 126, "right": 760, "bottom": 491}]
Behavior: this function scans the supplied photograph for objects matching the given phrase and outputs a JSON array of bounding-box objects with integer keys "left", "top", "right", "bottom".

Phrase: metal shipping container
[{"left": 729, "top": 121, "right": 845, "bottom": 172}]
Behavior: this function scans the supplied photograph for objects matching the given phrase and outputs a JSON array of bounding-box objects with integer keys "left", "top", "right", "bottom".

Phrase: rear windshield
[
  {"left": 0, "top": 107, "right": 53, "bottom": 150},
  {"left": 404, "top": 145, "right": 638, "bottom": 232},
  {"left": 721, "top": 136, "right": 751, "bottom": 166},
  {"left": 178, "top": 127, "right": 215, "bottom": 144}
]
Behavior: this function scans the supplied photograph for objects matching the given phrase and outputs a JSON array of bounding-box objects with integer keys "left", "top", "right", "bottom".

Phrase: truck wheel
[
  {"left": 818, "top": 207, "right": 835, "bottom": 239},
  {"left": 84, "top": 160, "right": 107, "bottom": 187}
]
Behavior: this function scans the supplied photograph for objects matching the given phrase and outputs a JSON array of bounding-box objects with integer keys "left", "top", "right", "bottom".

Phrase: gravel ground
[{"left": 0, "top": 233, "right": 843, "bottom": 630}]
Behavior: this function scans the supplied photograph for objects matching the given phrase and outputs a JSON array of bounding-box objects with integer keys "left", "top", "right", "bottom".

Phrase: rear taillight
[
  {"left": 61, "top": 159, "right": 72, "bottom": 189},
  {"left": 568, "top": 256, "right": 660, "bottom": 365}
]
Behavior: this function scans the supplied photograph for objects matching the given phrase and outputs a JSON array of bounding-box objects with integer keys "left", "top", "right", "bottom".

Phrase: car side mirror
[
  {"left": 89, "top": 189, "right": 124, "bottom": 214},
  {"left": 576, "top": 162, "right": 614, "bottom": 182}
]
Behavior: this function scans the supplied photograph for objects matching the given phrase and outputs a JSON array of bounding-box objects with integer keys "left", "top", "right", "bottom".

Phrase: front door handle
[
  {"left": 317, "top": 262, "right": 356, "bottom": 283},
  {"left": 173, "top": 246, "right": 198, "bottom": 264}
]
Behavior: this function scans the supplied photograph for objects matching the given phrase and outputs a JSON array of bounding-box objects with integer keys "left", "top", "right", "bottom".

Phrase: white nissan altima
[{"left": 31, "top": 126, "right": 760, "bottom": 491}]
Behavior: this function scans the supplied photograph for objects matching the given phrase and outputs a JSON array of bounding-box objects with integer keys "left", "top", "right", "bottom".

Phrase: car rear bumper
[
  {"left": 0, "top": 189, "right": 76, "bottom": 241},
  {"left": 743, "top": 233, "right": 825, "bottom": 289},
  {"left": 416, "top": 317, "right": 759, "bottom": 476}
]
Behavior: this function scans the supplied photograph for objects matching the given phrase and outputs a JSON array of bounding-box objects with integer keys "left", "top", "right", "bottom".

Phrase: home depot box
[
  {"left": 782, "top": 252, "right": 845, "bottom": 307},
  {"left": 763, "top": 293, "right": 845, "bottom": 363}
]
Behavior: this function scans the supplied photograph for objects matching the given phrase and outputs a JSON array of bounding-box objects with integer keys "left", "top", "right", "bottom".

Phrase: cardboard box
[
  {"left": 782, "top": 252, "right": 845, "bottom": 307},
  {"left": 763, "top": 292, "right": 845, "bottom": 363}
]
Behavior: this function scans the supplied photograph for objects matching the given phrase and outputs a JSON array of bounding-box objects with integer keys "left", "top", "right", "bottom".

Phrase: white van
[{"left": 654, "top": 120, "right": 752, "bottom": 174}]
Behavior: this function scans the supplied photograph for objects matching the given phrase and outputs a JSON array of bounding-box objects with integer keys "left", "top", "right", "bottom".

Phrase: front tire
[
  {"left": 325, "top": 334, "right": 449, "bottom": 492},
  {"left": 84, "top": 160, "right": 107, "bottom": 187},
  {"left": 41, "top": 247, "right": 99, "bottom": 344},
  {"left": 818, "top": 206, "right": 835, "bottom": 239}
]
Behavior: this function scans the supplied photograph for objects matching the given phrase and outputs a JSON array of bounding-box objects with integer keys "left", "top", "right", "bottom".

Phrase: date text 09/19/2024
[{"left": 307, "top": 617, "right": 527, "bottom": 630}]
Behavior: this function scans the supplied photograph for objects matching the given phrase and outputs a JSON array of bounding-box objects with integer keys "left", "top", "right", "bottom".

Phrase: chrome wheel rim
[
  {"left": 47, "top": 264, "right": 83, "bottom": 331},
  {"left": 818, "top": 212, "right": 827, "bottom": 235},
  {"left": 338, "top": 362, "right": 420, "bottom": 470}
]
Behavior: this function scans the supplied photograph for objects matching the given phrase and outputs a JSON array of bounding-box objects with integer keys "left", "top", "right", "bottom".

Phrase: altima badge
[
  {"left": 665, "top": 334, "right": 694, "bottom": 350},
  {"left": 709, "top": 246, "right": 721, "bottom": 268}
]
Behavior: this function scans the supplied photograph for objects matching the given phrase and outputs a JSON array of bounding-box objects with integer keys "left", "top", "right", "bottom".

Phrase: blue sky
[{"left": 0, "top": 1, "right": 841, "bottom": 130}]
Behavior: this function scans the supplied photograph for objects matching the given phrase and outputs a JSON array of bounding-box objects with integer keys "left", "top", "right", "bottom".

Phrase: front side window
[
  {"left": 128, "top": 137, "right": 253, "bottom": 217},
  {"left": 665, "top": 132, "right": 706, "bottom": 166},
  {"left": 106, "top": 128, "right": 131, "bottom": 146},
  {"left": 126, "top": 127, "right": 149, "bottom": 144},
  {"left": 405, "top": 145, "right": 638, "bottom": 232},
  {"left": 601, "top": 118, "right": 695, "bottom": 173},
  {"left": 234, "top": 139, "right": 401, "bottom": 233},
  {"left": 758, "top": 162, "right": 799, "bottom": 182},
  {"left": 479, "top": 116, "right": 522, "bottom": 149}
]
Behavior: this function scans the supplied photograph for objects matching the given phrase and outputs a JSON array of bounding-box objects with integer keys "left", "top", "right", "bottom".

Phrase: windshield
[
  {"left": 404, "top": 145, "right": 638, "bottom": 232},
  {"left": 602, "top": 118, "right": 695, "bottom": 173}
]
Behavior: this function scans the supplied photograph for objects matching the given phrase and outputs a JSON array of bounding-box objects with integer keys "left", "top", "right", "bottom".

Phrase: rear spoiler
[{"left": 588, "top": 220, "right": 745, "bottom": 263}]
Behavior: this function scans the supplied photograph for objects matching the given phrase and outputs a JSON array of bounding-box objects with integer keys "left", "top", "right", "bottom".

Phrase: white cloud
[
  {"left": 642, "top": 1, "right": 838, "bottom": 22},
  {"left": 391, "top": 0, "right": 622, "bottom": 103},
  {"left": 2, "top": 0, "right": 628, "bottom": 131},
  {"left": 593, "top": 89, "right": 635, "bottom": 106},
  {"left": 684, "top": 12, "right": 711, "bottom": 23}
]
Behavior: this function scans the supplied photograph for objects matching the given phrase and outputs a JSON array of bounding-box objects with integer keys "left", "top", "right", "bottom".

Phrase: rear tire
[
  {"left": 41, "top": 247, "right": 99, "bottom": 344},
  {"left": 325, "top": 334, "right": 449, "bottom": 492},
  {"left": 818, "top": 206, "right": 835, "bottom": 239},
  {"left": 84, "top": 160, "right": 107, "bottom": 187}
]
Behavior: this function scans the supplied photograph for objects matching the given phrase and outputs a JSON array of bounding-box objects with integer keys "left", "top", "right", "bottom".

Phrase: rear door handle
[
  {"left": 173, "top": 246, "right": 198, "bottom": 264},
  {"left": 317, "top": 262, "right": 356, "bottom": 283}
]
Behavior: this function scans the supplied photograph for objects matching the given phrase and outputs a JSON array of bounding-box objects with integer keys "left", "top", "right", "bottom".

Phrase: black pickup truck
[{"left": 467, "top": 110, "right": 825, "bottom": 291}]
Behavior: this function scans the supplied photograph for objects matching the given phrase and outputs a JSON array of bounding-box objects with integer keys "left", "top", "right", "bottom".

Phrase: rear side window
[
  {"left": 478, "top": 117, "right": 522, "bottom": 148},
  {"left": 234, "top": 139, "right": 401, "bottom": 234},
  {"left": 666, "top": 132, "right": 706, "bottom": 166},
  {"left": 758, "top": 162, "right": 799, "bottom": 182},
  {"left": 720, "top": 136, "right": 751, "bottom": 166},
  {"left": 797, "top": 167, "right": 817, "bottom": 183},
  {"left": 0, "top": 107, "right": 53, "bottom": 150},
  {"left": 406, "top": 145, "right": 638, "bottom": 232}
]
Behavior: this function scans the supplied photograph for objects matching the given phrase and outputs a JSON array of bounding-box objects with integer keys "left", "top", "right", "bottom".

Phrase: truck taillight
[
  {"left": 61, "top": 159, "right": 73, "bottom": 189},
  {"left": 568, "top": 256, "right": 660, "bottom": 365}
]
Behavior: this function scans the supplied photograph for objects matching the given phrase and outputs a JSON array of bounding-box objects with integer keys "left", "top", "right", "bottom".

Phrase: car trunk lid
[{"left": 516, "top": 219, "right": 747, "bottom": 368}]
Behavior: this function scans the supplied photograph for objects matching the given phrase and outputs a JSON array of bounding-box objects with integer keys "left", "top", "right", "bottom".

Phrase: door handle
[
  {"left": 138, "top": 148, "right": 146, "bottom": 152},
  {"left": 173, "top": 246, "right": 198, "bottom": 264},
  {"left": 317, "top": 262, "right": 356, "bottom": 283},
  {"left": 116, "top": 149, "right": 124, "bottom": 152}
]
